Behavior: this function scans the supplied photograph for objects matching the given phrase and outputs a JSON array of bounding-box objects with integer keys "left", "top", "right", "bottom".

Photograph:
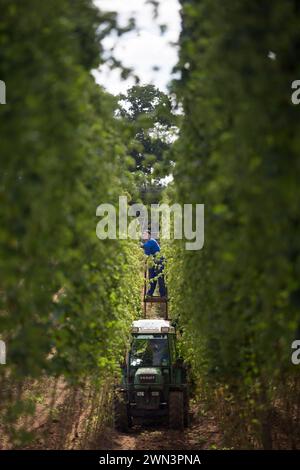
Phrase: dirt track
[
  {"left": 96, "top": 405, "right": 222, "bottom": 451},
  {"left": 0, "top": 373, "right": 223, "bottom": 451}
]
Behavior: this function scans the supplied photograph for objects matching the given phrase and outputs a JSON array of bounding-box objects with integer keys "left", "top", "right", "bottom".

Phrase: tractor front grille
[{"left": 135, "top": 390, "right": 161, "bottom": 410}]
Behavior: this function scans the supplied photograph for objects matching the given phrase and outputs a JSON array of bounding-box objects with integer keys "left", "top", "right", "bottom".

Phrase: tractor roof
[{"left": 132, "top": 319, "right": 175, "bottom": 334}]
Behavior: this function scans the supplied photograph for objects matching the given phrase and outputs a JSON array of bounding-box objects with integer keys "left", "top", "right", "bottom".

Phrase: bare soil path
[{"left": 95, "top": 404, "right": 223, "bottom": 451}]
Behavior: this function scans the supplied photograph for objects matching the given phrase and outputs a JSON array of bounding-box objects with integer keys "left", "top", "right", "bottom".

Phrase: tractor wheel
[
  {"left": 114, "top": 392, "right": 131, "bottom": 432},
  {"left": 169, "top": 391, "right": 184, "bottom": 430}
]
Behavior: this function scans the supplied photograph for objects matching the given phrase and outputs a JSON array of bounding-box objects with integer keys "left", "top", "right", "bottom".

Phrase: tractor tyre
[
  {"left": 114, "top": 392, "right": 131, "bottom": 432},
  {"left": 169, "top": 391, "right": 184, "bottom": 430}
]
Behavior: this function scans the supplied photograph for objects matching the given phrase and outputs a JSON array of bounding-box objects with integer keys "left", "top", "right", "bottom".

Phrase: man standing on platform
[{"left": 141, "top": 230, "right": 167, "bottom": 298}]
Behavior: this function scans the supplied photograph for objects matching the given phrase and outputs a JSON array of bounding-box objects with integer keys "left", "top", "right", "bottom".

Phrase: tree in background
[{"left": 118, "top": 85, "right": 178, "bottom": 204}]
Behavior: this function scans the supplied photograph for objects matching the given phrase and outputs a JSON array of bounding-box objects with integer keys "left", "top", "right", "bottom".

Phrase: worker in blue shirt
[{"left": 141, "top": 230, "right": 167, "bottom": 298}]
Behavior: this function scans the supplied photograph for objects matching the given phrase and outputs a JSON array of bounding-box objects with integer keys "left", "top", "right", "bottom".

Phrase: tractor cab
[{"left": 130, "top": 334, "right": 170, "bottom": 368}]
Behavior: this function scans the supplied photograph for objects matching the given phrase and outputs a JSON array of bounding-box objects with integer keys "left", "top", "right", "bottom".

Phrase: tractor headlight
[{"left": 136, "top": 391, "right": 144, "bottom": 396}]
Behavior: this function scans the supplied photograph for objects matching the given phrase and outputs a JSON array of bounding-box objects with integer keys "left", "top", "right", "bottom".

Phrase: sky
[{"left": 93, "top": 0, "right": 181, "bottom": 95}]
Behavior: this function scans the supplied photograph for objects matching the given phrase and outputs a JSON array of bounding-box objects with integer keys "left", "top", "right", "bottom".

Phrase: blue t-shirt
[{"left": 143, "top": 238, "right": 160, "bottom": 256}]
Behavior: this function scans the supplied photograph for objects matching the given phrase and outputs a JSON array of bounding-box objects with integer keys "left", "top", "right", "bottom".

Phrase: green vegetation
[
  {"left": 167, "top": 0, "right": 300, "bottom": 449},
  {"left": 118, "top": 84, "right": 178, "bottom": 204},
  {"left": 0, "top": 0, "right": 142, "bottom": 443},
  {"left": 1, "top": 0, "right": 300, "bottom": 450}
]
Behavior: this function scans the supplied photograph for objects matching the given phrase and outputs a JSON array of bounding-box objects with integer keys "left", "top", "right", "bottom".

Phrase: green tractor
[{"left": 114, "top": 319, "right": 189, "bottom": 432}]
